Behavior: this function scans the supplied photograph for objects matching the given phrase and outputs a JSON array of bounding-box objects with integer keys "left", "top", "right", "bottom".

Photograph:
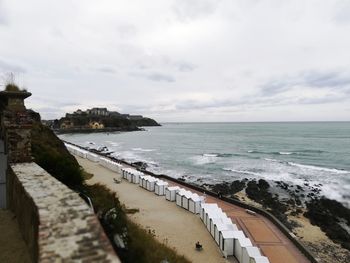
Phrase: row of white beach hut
[
  {"left": 99, "top": 157, "right": 123, "bottom": 173},
  {"left": 65, "top": 143, "right": 270, "bottom": 263},
  {"left": 200, "top": 204, "right": 270, "bottom": 263},
  {"left": 174, "top": 189, "right": 205, "bottom": 214},
  {"left": 65, "top": 143, "right": 102, "bottom": 163}
]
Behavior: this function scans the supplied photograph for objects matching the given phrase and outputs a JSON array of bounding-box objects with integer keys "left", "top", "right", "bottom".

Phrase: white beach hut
[
  {"left": 214, "top": 222, "right": 238, "bottom": 244},
  {"left": 181, "top": 191, "right": 193, "bottom": 210},
  {"left": 188, "top": 194, "right": 205, "bottom": 214},
  {"left": 127, "top": 170, "right": 133, "bottom": 182},
  {"left": 207, "top": 209, "right": 226, "bottom": 233},
  {"left": 121, "top": 168, "right": 127, "bottom": 179},
  {"left": 139, "top": 175, "right": 146, "bottom": 187},
  {"left": 235, "top": 237, "right": 253, "bottom": 263},
  {"left": 111, "top": 162, "right": 123, "bottom": 173},
  {"left": 219, "top": 230, "right": 246, "bottom": 257},
  {"left": 155, "top": 180, "right": 169, "bottom": 195},
  {"left": 211, "top": 216, "right": 233, "bottom": 238},
  {"left": 242, "top": 246, "right": 261, "bottom": 263},
  {"left": 131, "top": 171, "right": 143, "bottom": 184},
  {"left": 146, "top": 177, "right": 158, "bottom": 191},
  {"left": 176, "top": 190, "right": 186, "bottom": 207},
  {"left": 204, "top": 207, "right": 222, "bottom": 228},
  {"left": 75, "top": 148, "right": 87, "bottom": 158},
  {"left": 218, "top": 230, "right": 244, "bottom": 257},
  {"left": 143, "top": 176, "right": 152, "bottom": 189},
  {"left": 250, "top": 256, "right": 270, "bottom": 263},
  {"left": 86, "top": 152, "right": 99, "bottom": 162},
  {"left": 200, "top": 203, "right": 219, "bottom": 222},
  {"left": 165, "top": 186, "right": 180, "bottom": 201}
]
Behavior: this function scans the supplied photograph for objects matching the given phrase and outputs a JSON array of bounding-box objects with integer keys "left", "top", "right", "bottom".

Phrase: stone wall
[
  {"left": 0, "top": 139, "right": 6, "bottom": 208},
  {"left": 8, "top": 162, "right": 120, "bottom": 263}
]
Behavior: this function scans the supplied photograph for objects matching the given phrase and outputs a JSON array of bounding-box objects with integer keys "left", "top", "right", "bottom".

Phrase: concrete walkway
[{"left": 0, "top": 209, "right": 31, "bottom": 263}]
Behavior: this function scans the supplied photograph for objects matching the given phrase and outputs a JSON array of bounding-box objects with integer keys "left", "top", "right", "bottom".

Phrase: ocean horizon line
[{"left": 158, "top": 121, "right": 350, "bottom": 124}]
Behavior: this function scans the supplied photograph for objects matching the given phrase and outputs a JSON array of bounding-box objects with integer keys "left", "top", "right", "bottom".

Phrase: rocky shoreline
[{"left": 204, "top": 179, "right": 350, "bottom": 263}]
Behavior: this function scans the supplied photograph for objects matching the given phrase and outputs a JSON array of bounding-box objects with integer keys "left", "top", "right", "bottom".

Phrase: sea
[{"left": 59, "top": 122, "right": 350, "bottom": 207}]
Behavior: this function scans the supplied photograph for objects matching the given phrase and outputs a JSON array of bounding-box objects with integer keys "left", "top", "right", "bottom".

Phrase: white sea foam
[
  {"left": 222, "top": 168, "right": 261, "bottom": 177},
  {"left": 192, "top": 154, "right": 218, "bottom": 165},
  {"left": 279, "top": 152, "right": 293, "bottom": 155},
  {"left": 132, "top": 147, "right": 155, "bottom": 152},
  {"left": 264, "top": 158, "right": 281, "bottom": 163},
  {"left": 203, "top": 153, "right": 218, "bottom": 157},
  {"left": 288, "top": 162, "right": 349, "bottom": 174}
]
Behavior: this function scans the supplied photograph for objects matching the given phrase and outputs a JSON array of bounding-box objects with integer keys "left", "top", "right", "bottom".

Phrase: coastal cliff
[{"left": 45, "top": 107, "right": 160, "bottom": 133}]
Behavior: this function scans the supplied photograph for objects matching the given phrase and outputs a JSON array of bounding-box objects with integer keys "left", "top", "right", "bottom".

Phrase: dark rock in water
[
  {"left": 295, "top": 198, "right": 302, "bottom": 206},
  {"left": 230, "top": 180, "right": 246, "bottom": 193},
  {"left": 210, "top": 180, "right": 246, "bottom": 196},
  {"left": 245, "top": 180, "right": 297, "bottom": 230},
  {"left": 305, "top": 197, "right": 350, "bottom": 251},
  {"left": 296, "top": 185, "right": 303, "bottom": 191},
  {"left": 211, "top": 183, "right": 231, "bottom": 196},
  {"left": 132, "top": 161, "right": 148, "bottom": 170},
  {"left": 258, "top": 179, "right": 270, "bottom": 190}
]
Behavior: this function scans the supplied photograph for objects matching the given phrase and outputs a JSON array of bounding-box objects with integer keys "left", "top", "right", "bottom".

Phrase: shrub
[{"left": 31, "top": 122, "right": 84, "bottom": 188}]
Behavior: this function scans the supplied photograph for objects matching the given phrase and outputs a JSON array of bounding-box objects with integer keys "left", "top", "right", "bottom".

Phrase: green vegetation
[
  {"left": 84, "top": 184, "right": 190, "bottom": 263},
  {"left": 31, "top": 122, "right": 84, "bottom": 188},
  {"left": 82, "top": 170, "right": 94, "bottom": 180},
  {"left": 5, "top": 83, "right": 20, "bottom": 92}
]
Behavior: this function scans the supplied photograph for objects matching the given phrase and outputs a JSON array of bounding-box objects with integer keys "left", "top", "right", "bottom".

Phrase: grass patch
[
  {"left": 84, "top": 184, "right": 190, "bottom": 263},
  {"left": 125, "top": 220, "right": 189, "bottom": 263},
  {"left": 31, "top": 122, "right": 84, "bottom": 188},
  {"left": 124, "top": 208, "right": 140, "bottom": 214},
  {"left": 82, "top": 170, "right": 94, "bottom": 180}
]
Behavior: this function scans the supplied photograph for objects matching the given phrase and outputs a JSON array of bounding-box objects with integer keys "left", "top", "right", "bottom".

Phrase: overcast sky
[{"left": 1, "top": 0, "right": 350, "bottom": 122}]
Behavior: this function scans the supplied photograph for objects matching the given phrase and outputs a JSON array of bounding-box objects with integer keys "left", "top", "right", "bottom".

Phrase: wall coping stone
[{"left": 10, "top": 162, "right": 120, "bottom": 262}]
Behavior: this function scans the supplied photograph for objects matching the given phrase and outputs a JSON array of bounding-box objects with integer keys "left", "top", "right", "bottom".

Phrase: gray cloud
[
  {"left": 116, "top": 23, "right": 137, "bottom": 39},
  {"left": 302, "top": 71, "right": 350, "bottom": 88},
  {"left": 0, "top": 0, "right": 7, "bottom": 25},
  {"left": 260, "top": 70, "right": 350, "bottom": 97},
  {"left": 173, "top": 0, "right": 221, "bottom": 21},
  {"left": 147, "top": 73, "right": 175, "bottom": 82},
  {"left": 96, "top": 66, "right": 117, "bottom": 74},
  {"left": 176, "top": 62, "right": 196, "bottom": 72},
  {"left": 0, "top": 59, "right": 26, "bottom": 73},
  {"left": 130, "top": 71, "right": 175, "bottom": 82},
  {"left": 334, "top": 1, "right": 350, "bottom": 24}
]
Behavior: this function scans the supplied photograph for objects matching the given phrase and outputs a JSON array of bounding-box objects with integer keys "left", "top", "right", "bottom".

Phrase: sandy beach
[{"left": 76, "top": 156, "right": 232, "bottom": 263}]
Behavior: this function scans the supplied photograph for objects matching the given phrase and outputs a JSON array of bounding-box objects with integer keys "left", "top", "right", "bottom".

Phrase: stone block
[
  {"left": 0, "top": 140, "right": 4, "bottom": 153},
  {"left": 0, "top": 183, "right": 6, "bottom": 209},
  {"left": 0, "top": 154, "right": 6, "bottom": 183}
]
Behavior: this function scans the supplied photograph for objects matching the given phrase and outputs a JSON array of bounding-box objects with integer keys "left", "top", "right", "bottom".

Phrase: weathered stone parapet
[
  {"left": 2, "top": 114, "right": 32, "bottom": 163},
  {"left": 8, "top": 163, "right": 120, "bottom": 263},
  {"left": 0, "top": 90, "right": 33, "bottom": 163}
]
